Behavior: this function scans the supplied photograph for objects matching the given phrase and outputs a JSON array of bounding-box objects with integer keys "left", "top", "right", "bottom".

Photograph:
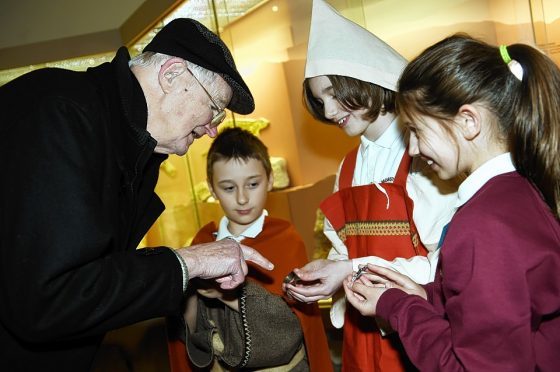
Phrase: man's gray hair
[{"left": 130, "top": 52, "right": 220, "bottom": 93}]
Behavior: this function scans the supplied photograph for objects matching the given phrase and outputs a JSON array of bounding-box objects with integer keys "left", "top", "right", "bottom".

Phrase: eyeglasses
[{"left": 187, "top": 67, "right": 226, "bottom": 127}]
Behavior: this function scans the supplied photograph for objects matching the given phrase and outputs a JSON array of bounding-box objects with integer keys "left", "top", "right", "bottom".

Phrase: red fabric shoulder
[
  {"left": 394, "top": 151, "right": 412, "bottom": 186},
  {"left": 242, "top": 217, "right": 308, "bottom": 295},
  {"left": 339, "top": 146, "right": 359, "bottom": 190},
  {"left": 190, "top": 221, "right": 218, "bottom": 245}
]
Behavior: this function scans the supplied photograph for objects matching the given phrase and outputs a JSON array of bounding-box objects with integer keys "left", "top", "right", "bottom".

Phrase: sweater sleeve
[{"left": 377, "top": 196, "right": 560, "bottom": 371}]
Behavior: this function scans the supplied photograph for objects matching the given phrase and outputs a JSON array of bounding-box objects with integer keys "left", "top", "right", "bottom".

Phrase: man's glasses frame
[{"left": 186, "top": 67, "right": 226, "bottom": 127}]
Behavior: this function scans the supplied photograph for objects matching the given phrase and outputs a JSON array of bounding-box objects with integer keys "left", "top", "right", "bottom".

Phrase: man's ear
[
  {"left": 457, "top": 104, "right": 482, "bottom": 141},
  {"left": 158, "top": 57, "right": 188, "bottom": 93}
]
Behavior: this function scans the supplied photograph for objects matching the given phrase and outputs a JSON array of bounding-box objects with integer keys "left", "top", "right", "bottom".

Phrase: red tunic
[
  {"left": 168, "top": 216, "right": 333, "bottom": 372},
  {"left": 320, "top": 147, "right": 427, "bottom": 372}
]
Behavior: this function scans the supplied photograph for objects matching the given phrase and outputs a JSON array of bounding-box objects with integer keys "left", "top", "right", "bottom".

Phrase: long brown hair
[{"left": 397, "top": 34, "right": 560, "bottom": 218}]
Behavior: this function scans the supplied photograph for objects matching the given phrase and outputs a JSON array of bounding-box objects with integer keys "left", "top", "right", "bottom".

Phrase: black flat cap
[{"left": 144, "top": 18, "right": 255, "bottom": 115}]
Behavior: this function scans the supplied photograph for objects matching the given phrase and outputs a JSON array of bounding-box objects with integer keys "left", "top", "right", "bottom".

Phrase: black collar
[{"left": 86, "top": 47, "right": 166, "bottom": 179}]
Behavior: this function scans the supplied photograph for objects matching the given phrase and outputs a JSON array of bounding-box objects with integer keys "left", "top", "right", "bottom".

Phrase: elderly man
[{"left": 0, "top": 18, "right": 272, "bottom": 371}]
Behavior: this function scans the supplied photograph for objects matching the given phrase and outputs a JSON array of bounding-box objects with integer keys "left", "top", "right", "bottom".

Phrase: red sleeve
[{"left": 190, "top": 222, "right": 217, "bottom": 246}]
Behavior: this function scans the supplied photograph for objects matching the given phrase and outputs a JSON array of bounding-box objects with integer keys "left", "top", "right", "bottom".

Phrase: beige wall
[
  {"left": 245, "top": 62, "right": 304, "bottom": 185},
  {"left": 530, "top": 0, "right": 560, "bottom": 65},
  {"left": 283, "top": 58, "right": 359, "bottom": 185}
]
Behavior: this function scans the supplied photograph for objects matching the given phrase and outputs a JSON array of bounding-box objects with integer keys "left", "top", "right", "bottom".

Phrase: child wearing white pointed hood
[{"left": 284, "top": 1, "right": 459, "bottom": 371}]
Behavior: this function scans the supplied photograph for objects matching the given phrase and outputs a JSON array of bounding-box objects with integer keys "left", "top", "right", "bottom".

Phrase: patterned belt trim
[{"left": 337, "top": 220, "right": 415, "bottom": 242}]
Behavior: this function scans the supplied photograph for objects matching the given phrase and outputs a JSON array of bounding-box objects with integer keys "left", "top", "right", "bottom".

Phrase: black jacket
[{"left": 0, "top": 47, "right": 184, "bottom": 371}]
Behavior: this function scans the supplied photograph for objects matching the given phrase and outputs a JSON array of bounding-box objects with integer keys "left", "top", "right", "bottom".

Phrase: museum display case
[{"left": 2, "top": 0, "right": 559, "bottom": 251}]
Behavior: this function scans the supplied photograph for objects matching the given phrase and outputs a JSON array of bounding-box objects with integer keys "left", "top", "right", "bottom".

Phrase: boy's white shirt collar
[
  {"left": 456, "top": 152, "right": 516, "bottom": 208},
  {"left": 216, "top": 210, "right": 268, "bottom": 242}
]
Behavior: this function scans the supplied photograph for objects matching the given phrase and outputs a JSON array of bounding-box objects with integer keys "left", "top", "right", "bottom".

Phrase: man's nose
[{"left": 204, "top": 123, "right": 218, "bottom": 138}]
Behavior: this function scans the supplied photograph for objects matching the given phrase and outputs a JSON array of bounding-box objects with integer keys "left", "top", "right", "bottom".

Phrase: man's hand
[
  {"left": 177, "top": 239, "right": 273, "bottom": 290},
  {"left": 283, "top": 259, "right": 352, "bottom": 303}
]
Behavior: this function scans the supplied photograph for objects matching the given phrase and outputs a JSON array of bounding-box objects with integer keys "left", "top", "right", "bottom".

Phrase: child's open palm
[{"left": 344, "top": 264, "right": 427, "bottom": 317}]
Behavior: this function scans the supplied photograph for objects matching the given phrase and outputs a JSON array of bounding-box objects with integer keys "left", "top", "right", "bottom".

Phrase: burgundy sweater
[{"left": 377, "top": 172, "right": 560, "bottom": 371}]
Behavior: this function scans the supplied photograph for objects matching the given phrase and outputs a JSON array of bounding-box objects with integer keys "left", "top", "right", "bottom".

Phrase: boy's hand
[
  {"left": 196, "top": 285, "right": 225, "bottom": 300},
  {"left": 194, "top": 278, "right": 241, "bottom": 311}
]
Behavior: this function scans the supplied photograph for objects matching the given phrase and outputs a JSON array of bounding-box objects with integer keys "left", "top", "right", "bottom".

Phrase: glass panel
[{"left": 530, "top": 0, "right": 560, "bottom": 65}]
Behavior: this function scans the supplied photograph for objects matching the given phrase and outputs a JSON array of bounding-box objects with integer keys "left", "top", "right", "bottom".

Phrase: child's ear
[
  {"left": 158, "top": 57, "right": 187, "bottom": 93},
  {"left": 457, "top": 104, "right": 482, "bottom": 141},
  {"left": 207, "top": 180, "right": 218, "bottom": 200},
  {"left": 267, "top": 173, "right": 274, "bottom": 192}
]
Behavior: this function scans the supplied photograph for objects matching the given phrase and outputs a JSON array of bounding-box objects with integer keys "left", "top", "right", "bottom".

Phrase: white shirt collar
[
  {"left": 215, "top": 210, "right": 268, "bottom": 242},
  {"left": 456, "top": 152, "right": 516, "bottom": 208},
  {"left": 360, "top": 116, "right": 403, "bottom": 152}
]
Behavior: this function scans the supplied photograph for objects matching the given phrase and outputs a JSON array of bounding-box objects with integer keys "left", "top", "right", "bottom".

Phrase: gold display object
[
  {"left": 219, "top": 117, "right": 270, "bottom": 136},
  {"left": 160, "top": 159, "right": 178, "bottom": 178}
]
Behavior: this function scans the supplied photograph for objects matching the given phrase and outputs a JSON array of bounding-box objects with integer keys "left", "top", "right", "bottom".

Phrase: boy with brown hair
[{"left": 167, "top": 127, "right": 332, "bottom": 371}]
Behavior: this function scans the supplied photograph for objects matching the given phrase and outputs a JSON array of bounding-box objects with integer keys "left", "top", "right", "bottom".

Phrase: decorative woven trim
[
  {"left": 337, "top": 220, "right": 411, "bottom": 242},
  {"left": 411, "top": 232, "right": 419, "bottom": 248},
  {"left": 238, "top": 284, "right": 252, "bottom": 368}
]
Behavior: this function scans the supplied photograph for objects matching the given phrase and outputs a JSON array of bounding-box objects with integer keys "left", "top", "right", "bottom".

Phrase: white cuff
[{"left": 171, "top": 249, "right": 189, "bottom": 293}]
